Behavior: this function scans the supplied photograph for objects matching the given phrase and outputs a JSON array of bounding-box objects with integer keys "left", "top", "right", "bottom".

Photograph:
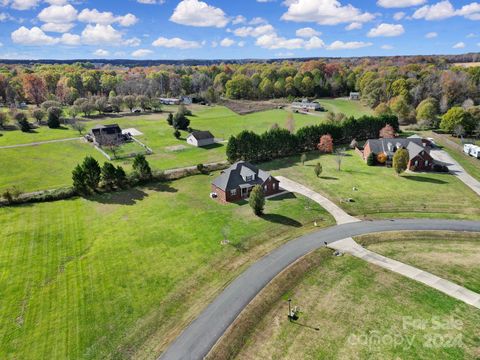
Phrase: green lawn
[
  {"left": 1, "top": 103, "right": 344, "bottom": 193},
  {"left": 236, "top": 249, "right": 480, "bottom": 360},
  {"left": 0, "top": 174, "right": 335, "bottom": 359},
  {"left": 318, "top": 98, "right": 373, "bottom": 117},
  {"left": 359, "top": 232, "right": 480, "bottom": 293},
  {"left": 264, "top": 150, "right": 480, "bottom": 220}
]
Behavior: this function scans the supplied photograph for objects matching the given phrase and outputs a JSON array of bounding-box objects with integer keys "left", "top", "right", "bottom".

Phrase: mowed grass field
[
  {"left": 236, "top": 245, "right": 480, "bottom": 360},
  {"left": 358, "top": 231, "right": 480, "bottom": 293},
  {"left": 0, "top": 99, "right": 372, "bottom": 193},
  {"left": 0, "top": 174, "right": 335, "bottom": 359},
  {"left": 265, "top": 150, "right": 480, "bottom": 220}
]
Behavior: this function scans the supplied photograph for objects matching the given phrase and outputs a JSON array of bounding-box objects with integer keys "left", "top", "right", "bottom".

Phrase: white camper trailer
[{"left": 464, "top": 144, "right": 480, "bottom": 159}]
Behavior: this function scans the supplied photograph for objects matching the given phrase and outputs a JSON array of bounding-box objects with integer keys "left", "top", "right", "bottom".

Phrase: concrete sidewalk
[
  {"left": 276, "top": 176, "right": 360, "bottom": 225},
  {"left": 430, "top": 148, "right": 480, "bottom": 196},
  {"left": 329, "top": 237, "right": 480, "bottom": 309}
]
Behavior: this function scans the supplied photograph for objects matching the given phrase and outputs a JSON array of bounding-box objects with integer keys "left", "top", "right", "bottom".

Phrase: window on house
[
  {"left": 230, "top": 189, "right": 237, "bottom": 196},
  {"left": 425, "top": 161, "right": 429, "bottom": 166},
  {"left": 264, "top": 185, "right": 268, "bottom": 191},
  {"left": 245, "top": 175, "right": 253, "bottom": 181},
  {"left": 415, "top": 160, "right": 418, "bottom": 166}
]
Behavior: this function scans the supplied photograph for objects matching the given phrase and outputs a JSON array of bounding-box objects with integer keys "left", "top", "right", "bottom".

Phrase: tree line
[{"left": 226, "top": 114, "right": 399, "bottom": 163}]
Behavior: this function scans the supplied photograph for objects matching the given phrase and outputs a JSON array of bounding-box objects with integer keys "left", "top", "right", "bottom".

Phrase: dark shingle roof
[
  {"left": 91, "top": 124, "right": 122, "bottom": 135},
  {"left": 212, "top": 162, "right": 275, "bottom": 191},
  {"left": 365, "top": 138, "right": 432, "bottom": 160},
  {"left": 189, "top": 130, "right": 214, "bottom": 140}
]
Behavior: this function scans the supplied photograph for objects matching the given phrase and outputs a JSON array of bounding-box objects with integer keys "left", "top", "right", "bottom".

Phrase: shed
[{"left": 187, "top": 130, "right": 215, "bottom": 147}]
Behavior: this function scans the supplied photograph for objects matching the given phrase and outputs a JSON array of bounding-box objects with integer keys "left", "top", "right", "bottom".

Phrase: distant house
[
  {"left": 359, "top": 138, "right": 434, "bottom": 171},
  {"left": 181, "top": 96, "right": 193, "bottom": 105},
  {"left": 90, "top": 124, "right": 124, "bottom": 146},
  {"left": 160, "top": 98, "right": 181, "bottom": 105},
  {"left": 187, "top": 131, "right": 215, "bottom": 147},
  {"left": 349, "top": 92, "right": 361, "bottom": 100},
  {"left": 292, "top": 99, "right": 322, "bottom": 112},
  {"left": 211, "top": 162, "right": 281, "bottom": 203}
]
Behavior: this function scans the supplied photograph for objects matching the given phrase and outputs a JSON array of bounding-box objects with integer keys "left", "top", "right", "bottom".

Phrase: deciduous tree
[{"left": 249, "top": 185, "right": 265, "bottom": 216}]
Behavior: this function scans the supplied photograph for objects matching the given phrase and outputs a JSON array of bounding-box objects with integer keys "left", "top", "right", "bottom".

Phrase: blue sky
[{"left": 0, "top": 0, "right": 479, "bottom": 60}]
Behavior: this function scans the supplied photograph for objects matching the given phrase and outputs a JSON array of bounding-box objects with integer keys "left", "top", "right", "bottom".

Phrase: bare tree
[
  {"left": 334, "top": 147, "right": 347, "bottom": 171},
  {"left": 71, "top": 120, "right": 86, "bottom": 135}
]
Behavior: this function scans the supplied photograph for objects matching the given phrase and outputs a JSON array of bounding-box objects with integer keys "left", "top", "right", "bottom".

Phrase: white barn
[
  {"left": 187, "top": 131, "right": 215, "bottom": 147},
  {"left": 292, "top": 99, "right": 322, "bottom": 111}
]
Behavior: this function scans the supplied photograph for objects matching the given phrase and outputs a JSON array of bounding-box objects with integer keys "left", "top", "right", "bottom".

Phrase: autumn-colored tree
[
  {"left": 317, "top": 134, "right": 334, "bottom": 153},
  {"left": 379, "top": 124, "right": 396, "bottom": 139},
  {"left": 377, "top": 152, "right": 387, "bottom": 164},
  {"left": 22, "top": 74, "right": 47, "bottom": 106}
]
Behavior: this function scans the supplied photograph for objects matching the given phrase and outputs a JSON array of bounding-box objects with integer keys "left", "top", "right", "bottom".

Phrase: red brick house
[
  {"left": 211, "top": 162, "right": 281, "bottom": 203},
  {"left": 360, "top": 138, "right": 434, "bottom": 171}
]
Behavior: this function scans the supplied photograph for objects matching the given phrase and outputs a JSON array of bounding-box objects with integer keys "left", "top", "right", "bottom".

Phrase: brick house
[
  {"left": 360, "top": 138, "right": 434, "bottom": 171},
  {"left": 211, "top": 162, "right": 281, "bottom": 203}
]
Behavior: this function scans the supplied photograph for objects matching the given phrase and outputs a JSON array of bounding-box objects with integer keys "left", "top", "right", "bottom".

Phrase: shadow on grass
[
  {"left": 90, "top": 188, "right": 148, "bottom": 205},
  {"left": 404, "top": 175, "right": 448, "bottom": 184},
  {"left": 261, "top": 213, "right": 302, "bottom": 227},
  {"left": 290, "top": 320, "right": 320, "bottom": 331},
  {"left": 268, "top": 192, "right": 297, "bottom": 201},
  {"left": 200, "top": 143, "right": 224, "bottom": 150},
  {"left": 145, "top": 182, "right": 177, "bottom": 193},
  {"left": 320, "top": 176, "right": 338, "bottom": 180}
]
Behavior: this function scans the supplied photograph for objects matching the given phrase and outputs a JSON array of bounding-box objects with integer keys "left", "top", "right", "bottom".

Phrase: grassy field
[
  {"left": 0, "top": 99, "right": 370, "bottom": 193},
  {"left": 236, "top": 247, "right": 480, "bottom": 360},
  {"left": 358, "top": 231, "right": 480, "bottom": 293},
  {"left": 0, "top": 173, "right": 335, "bottom": 359},
  {"left": 318, "top": 98, "right": 372, "bottom": 117},
  {"left": 264, "top": 150, "right": 480, "bottom": 220}
]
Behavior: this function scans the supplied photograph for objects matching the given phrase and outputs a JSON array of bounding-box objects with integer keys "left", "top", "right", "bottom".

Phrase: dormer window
[{"left": 245, "top": 175, "right": 254, "bottom": 181}]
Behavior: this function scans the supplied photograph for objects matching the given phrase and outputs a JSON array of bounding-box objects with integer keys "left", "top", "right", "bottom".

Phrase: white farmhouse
[
  {"left": 187, "top": 131, "right": 215, "bottom": 147},
  {"left": 291, "top": 99, "right": 322, "bottom": 111}
]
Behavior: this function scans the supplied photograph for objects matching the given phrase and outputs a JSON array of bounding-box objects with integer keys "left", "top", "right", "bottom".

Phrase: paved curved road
[{"left": 159, "top": 219, "right": 480, "bottom": 360}]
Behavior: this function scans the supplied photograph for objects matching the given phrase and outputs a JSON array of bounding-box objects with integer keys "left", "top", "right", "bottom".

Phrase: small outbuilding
[
  {"left": 349, "top": 92, "right": 361, "bottom": 100},
  {"left": 187, "top": 130, "right": 215, "bottom": 147},
  {"left": 292, "top": 99, "right": 322, "bottom": 112}
]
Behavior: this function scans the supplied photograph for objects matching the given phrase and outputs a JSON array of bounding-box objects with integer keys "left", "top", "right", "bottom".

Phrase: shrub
[
  {"left": 132, "top": 154, "right": 152, "bottom": 181},
  {"left": 376, "top": 152, "right": 387, "bottom": 164},
  {"left": 300, "top": 153, "right": 307, "bottom": 165},
  {"left": 393, "top": 148, "right": 409, "bottom": 175},
  {"left": 314, "top": 162, "right": 323, "bottom": 177},
  {"left": 174, "top": 129, "right": 181, "bottom": 139},
  {"left": 31, "top": 108, "right": 45, "bottom": 123},
  {"left": 15, "top": 112, "right": 30, "bottom": 132},
  {"left": 1, "top": 186, "right": 22, "bottom": 204},
  {"left": 366, "top": 152, "right": 376, "bottom": 166},
  {"left": 318, "top": 134, "right": 334, "bottom": 153},
  {"left": 249, "top": 185, "right": 265, "bottom": 216},
  {"left": 47, "top": 106, "right": 62, "bottom": 128}
]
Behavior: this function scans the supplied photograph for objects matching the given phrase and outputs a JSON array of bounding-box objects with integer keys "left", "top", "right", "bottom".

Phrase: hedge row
[{"left": 226, "top": 114, "right": 399, "bottom": 163}]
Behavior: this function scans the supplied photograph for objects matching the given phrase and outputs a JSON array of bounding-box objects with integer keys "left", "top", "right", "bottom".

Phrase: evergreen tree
[
  {"left": 101, "top": 162, "right": 117, "bottom": 189},
  {"left": 72, "top": 164, "right": 87, "bottom": 194},
  {"left": 132, "top": 154, "right": 152, "bottom": 180},
  {"left": 115, "top": 166, "right": 127, "bottom": 188},
  {"left": 82, "top": 156, "right": 101, "bottom": 190},
  {"left": 393, "top": 148, "right": 409, "bottom": 175},
  {"left": 314, "top": 162, "right": 323, "bottom": 177},
  {"left": 249, "top": 185, "right": 265, "bottom": 216}
]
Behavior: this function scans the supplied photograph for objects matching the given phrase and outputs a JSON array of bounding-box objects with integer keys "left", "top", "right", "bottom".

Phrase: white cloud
[
  {"left": 453, "top": 41, "right": 465, "bottom": 49},
  {"left": 233, "top": 24, "right": 275, "bottom": 37},
  {"left": 326, "top": 40, "right": 372, "bottom": 50},
  {"left": 220, "top": 37, "right": 235, "bottom": 47},
  {"left": 345, "top": 22, "right": 362, "bottom": 30},
  {"left": 456, "top": 2, "right": 480, "bottom": 20},
  {"left": 249, "top": 17, "right": 267, "bottom": 25},
  {"left": 238, "top": 40, "right": 245, "bottom": 47},
  {"left": 131, "top": 49, "right": 153, "bottom": 57},
  {"left": 425, "top": 31, "right": 438, "bottom": 38},
  {"left": 77, "top": 9, "right": 138, "bottom": 27},
  {"left": 11, "top": 26, "right": 58, "bottom": 45},
  {"left": 94, "top": 49, "right": 109, "bottom": 57},
  {"left": 4, "top": 0, "right": 39, "bottom": 10},
  {"left": 367, "top": 23, "right": 405, "bottom": 37},
  {"left": 232, "top": 15, "right": 246, "bottom": 24},
  {"left": 152, "top": 36, "right": 202, "bottom": 49},
  {"left": 296, "top": 27, "right": 320, "bottom": 38},
  {"left": 256, "top": 33, "right": 325, "bottom": 50},
  {"left": 81, "top": 24, "right": 123, "bottom": 45},
  {"left": 60, "top": 32, "right": 80, "bottom": 45},
  {"left": 38, "top": 4, "right": 77, "bottom": 24},
  {"left": 137, "top": 0, "right": 165, "bottom": 3},
  {"left": 377, "top": 0, "right": 426, "bottom": 8},
  {"left": 393, "top": 11, "right": 405, "bottom": 20},
  {"left": 412, "top": 1, "right": 455, "bottom": 20},
  {"left": 466, "top": 33, "right": 477, "bottom": 38},
  {"left": 281, "top": 0, "right": 375, "bottom": 26},
  {"left": 45, "top": 0, "right": 68, "bottom": 4},
  {"left": 41, "top": 22, "right": 74, "bottom": 33},
  {"left": 125, "top": 37, "right": 141, "bottom": 47},
  {"left": 381, "top": 44, "right": 394, "bottom": 49},
  {"left": 170, "top": 0, "right": 229, "bottom": 27}
]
